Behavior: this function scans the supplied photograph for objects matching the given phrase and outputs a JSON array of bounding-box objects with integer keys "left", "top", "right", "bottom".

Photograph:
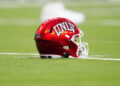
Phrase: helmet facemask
[{"left": 71, "top": 30, "right": 88, "bottom": 57}]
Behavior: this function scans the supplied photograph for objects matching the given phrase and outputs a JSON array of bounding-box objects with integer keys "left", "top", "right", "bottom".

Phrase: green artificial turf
[{"left": 0, "top": 0, "right": 120, "bottom": 86}]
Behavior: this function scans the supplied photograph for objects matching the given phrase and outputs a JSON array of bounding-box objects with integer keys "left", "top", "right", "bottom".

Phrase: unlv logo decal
[{"left": 53, "top": 22, "right": 75, "bottom": 36}]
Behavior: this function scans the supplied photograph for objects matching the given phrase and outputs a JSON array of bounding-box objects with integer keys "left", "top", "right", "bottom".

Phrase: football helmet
[{"left": 34, "top": 17, "right": 88, "bottom": 58}]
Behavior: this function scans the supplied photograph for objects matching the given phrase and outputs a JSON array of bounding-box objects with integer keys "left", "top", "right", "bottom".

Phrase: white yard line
[
  {"left": 0, "top": 18, "right": 40, "bottom": 26},
  {"left": 108, "top": 0, "right": 120, "bottom": 2},
  {"left": 0, "top": 18, "right": 120, "bottom": 26},
  {"left": 86, "top": 20, "right": 120, "bottom": 26},
  {"left": 0, "top": 0, "right": 119, "bottom": 8},
  {"left": 0, "top": 52, "right": 120, "bottom": 61}
]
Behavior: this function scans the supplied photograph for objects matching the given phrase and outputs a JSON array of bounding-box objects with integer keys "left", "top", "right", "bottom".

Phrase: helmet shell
[{"left": 35, "top": 17, "right": 80, "bottom": 58}]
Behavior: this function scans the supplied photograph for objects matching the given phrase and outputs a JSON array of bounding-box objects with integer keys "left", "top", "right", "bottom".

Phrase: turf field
[{"left": 0, "top": 0, "right": 120, "bottom": 86}]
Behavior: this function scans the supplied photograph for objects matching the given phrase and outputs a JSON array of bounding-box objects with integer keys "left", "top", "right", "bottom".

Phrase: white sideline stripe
[
  {"left": 79, "top": 57, "right": 120, "bottom": 61},
  {"left": 0, "top": 52, "right": 120, "bottom": 61},
  {"left": 0, "top": 52, "right": 39, "bottom": 55}
]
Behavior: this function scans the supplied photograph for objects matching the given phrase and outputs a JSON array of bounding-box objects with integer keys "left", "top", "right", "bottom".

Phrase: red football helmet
[{"left": 34, "top": 17, "right": 88, "bottom": 58}]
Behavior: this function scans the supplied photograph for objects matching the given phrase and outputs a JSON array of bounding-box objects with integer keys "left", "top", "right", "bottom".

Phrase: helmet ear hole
[
  {"left": 63, "top": 46, "right": 70, "bottom": 58},
  {"left": 63, "top": 46, "right": 69, "bottom": 50}
]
